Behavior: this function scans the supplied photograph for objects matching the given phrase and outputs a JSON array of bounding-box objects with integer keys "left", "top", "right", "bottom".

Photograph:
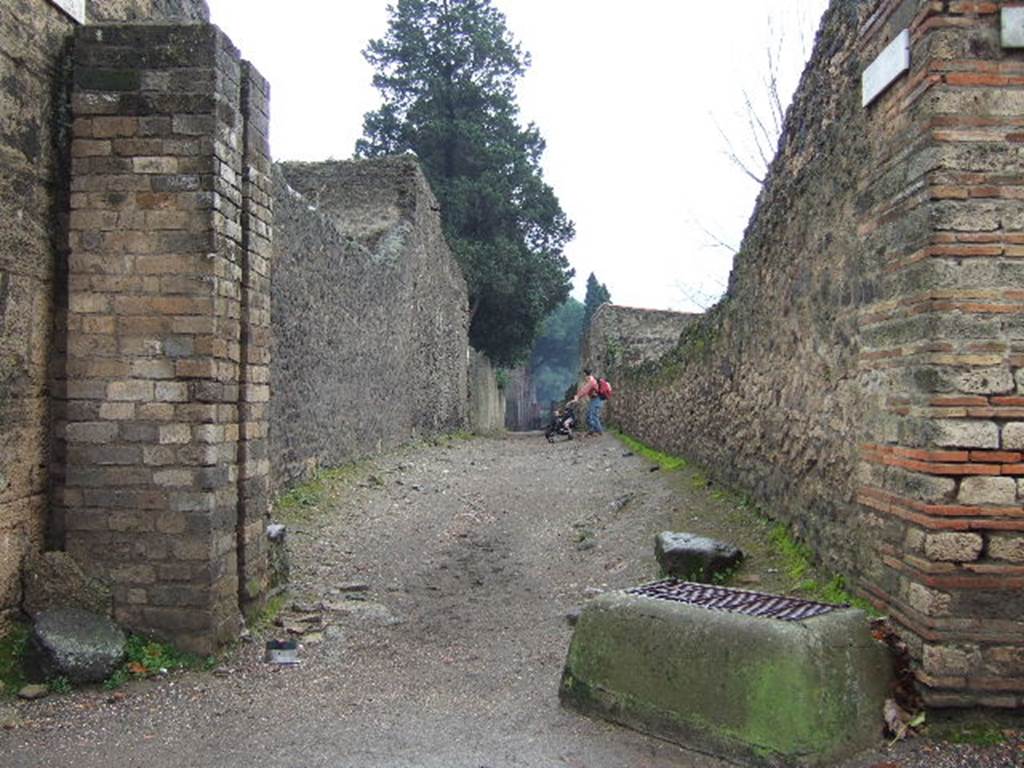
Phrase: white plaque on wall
[
  {"left": 1003, "top": 8, "right": 1024, "bottom": 48},
  {"left": 49, "top": 0, "right": 86, "bottom": 24},
  {"left": 862, "top": 28, "right": 910, "bottom": 107}
]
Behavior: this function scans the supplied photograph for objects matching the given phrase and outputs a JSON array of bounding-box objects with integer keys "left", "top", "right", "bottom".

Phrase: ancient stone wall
[
  {"left": 86, "top": 0, "right": 209, "bottom": 23},
  {"left": 583, "top": 304, "right": 699, "bottom": 373},
  {"left": 271, "top": 158, "right": 470, "bottom": 488},
  {"left": 503, "top": 366, "right": 538, "bottom": 431},
  {"left": 0, "top": 0, "right": 77, "bottom": 631},
  {"left": 469, "top": 351, "right": 506, "bottom": 434},
  {"left": 597, "top": 0, "right": 1024, "bottom": 707}
]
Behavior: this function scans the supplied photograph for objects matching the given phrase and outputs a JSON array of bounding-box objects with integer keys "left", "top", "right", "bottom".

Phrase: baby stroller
[{"left": 545, "top": 401, "right": 577, "bottom": 442}]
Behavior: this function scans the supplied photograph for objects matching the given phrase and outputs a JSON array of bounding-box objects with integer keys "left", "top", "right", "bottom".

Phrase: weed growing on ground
[
  {"left": 768, "top": 523, "right": 878, "bottom": 613},
  {"left": 104, "top": 635, "right": 212, "bottom": 690},
  {"left": 275, "top": 465, "right": 357, "bottom": 521},
  {"left": 249, "top": 592, "right": 288, "bottom": 635},
  {"left": 0, "top": 623, "right": 30, "bottom": 696},
  {"left": 48, "top": 675, "right": 71, "bottom": 694},
  {"left": 933, "top": 719, "right": 1007, "bottom": 746}
]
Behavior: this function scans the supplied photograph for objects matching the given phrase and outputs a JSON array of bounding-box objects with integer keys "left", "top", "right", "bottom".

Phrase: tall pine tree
[
  {"left": 356, "top": 0, "right": 574, "bottom": 366},
  {"left": 582, "top": 272, "right": 611, "bottom": 331}
]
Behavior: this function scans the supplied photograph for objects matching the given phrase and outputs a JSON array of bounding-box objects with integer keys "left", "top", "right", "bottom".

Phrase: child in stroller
[{"left": 545, "top": 401, "right": 577, "bottom": 442}]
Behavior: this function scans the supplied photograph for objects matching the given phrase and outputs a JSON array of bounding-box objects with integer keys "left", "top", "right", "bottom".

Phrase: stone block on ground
[
  {"left": 560, "top": 589, "right": 891, "bottom": 767},
  {"left": 21, "top": 551, "right": 112, "bottom": 619},
  {"left": 28, "top": 608, "right": 126, "bottom": 684},
  {"left": 655, "top": 531, "right": 743, "bottom": 582}
]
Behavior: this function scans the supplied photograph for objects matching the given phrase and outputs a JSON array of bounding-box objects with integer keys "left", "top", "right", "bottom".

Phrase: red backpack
[{"left": 597, "top": 378, "right": 612, "bottom": 400}]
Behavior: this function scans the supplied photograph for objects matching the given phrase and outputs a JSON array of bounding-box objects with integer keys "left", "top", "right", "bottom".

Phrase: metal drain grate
[{"left": 626, "top": 579, "right": 845, "bottom": 622}]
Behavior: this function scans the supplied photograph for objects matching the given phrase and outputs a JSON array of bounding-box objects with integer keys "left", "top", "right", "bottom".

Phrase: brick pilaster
[
  {"left": 854, "top": 0, "right": 1024, "bottom": 707},
  {"left": 236, "top": 61, "right": 272, "bottom": 614},
  {"left": 64, "top": 23, "right": 270, "bottom": 653}
]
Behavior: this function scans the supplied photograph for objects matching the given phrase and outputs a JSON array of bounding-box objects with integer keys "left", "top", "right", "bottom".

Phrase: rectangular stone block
[
  {"left": 958, "top": 476, "right": 1017, "bottom": 505},
  {"left": 65, "top": 421, "right": 119, "bottom": 444},
  {"left": 158, "top": 423, "right": 192, "bottom": 445},
  {"left": 562, "top": 589, "right": 891, "bottom": 767}
]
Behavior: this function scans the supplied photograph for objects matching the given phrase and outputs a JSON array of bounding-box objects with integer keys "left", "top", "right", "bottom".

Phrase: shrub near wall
[
  {"left": 603, "top": 0, "right": 1024, "bottom": 707},
  {"left": 271, "top": 158, "right": 469, "bottom": 489}
]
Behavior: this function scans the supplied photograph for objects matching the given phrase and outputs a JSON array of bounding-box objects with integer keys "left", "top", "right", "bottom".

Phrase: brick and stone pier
[{"left": 61, "top": 24, "right": 271, "bottom": 653}]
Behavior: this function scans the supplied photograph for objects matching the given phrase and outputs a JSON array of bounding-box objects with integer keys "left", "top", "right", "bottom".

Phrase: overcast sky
[{"left": 206, "top": 0, "right": 829, "bottom": 312}]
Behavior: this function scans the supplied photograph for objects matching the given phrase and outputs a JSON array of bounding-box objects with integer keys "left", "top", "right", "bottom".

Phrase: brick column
[
  {"left": 854, "top": 1, "right": 1024, "bottom": 707},
  {"left": 65, "top": 24, "right": 270, "bottom": 653}
]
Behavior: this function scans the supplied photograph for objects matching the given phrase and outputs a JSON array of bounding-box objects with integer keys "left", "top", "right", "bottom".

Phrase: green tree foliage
[
  {"left": 529, "top": 298, "right": 583, "bottom": 404},
  {"left": 582, "top": 272, "right": 611, "bottom": 331},
  {"left": 356, "top": 0, "right": 575, "bottom": 366}
]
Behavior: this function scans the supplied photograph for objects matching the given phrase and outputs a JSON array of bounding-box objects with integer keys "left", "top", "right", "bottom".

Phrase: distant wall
[
  {"left": 503, "top": 365, "right": 537, "bottom": 431},
  {"left": 469, "top": 350, "right": 506, "bottom": 434},
  {"left": 583, "top": 304, "right": 700, "bottom": 373},
  {"left": 598, "top": 0, "right": 1024, "bottom": 707},
  {"left": 271, "top": 158, "right": 469, "bottom": 488}
]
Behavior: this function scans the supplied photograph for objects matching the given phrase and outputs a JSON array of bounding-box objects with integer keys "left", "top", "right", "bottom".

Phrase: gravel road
[{"left": 2, "top": 433, "right": 1021, "bottom": 767}]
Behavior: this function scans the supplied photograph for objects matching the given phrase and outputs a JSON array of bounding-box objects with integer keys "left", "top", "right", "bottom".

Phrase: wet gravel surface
[{"left": 2, "top": 433, "right": 1022, "bottom": 767}]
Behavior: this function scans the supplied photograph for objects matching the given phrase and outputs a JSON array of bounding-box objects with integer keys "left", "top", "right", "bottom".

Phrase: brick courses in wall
[
  {"left": 271, "top": 158, "right": 470, "bottom": 490},
  {"left": 592, "top": 0, "right": 1024, "bottom": 707},
  {"left": 60, "top": 23, "right": 271, "bottom": 653}
]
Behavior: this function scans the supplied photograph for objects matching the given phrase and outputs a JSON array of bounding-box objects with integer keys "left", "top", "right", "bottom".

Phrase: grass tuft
[
  {"left": 104, "top": 634, "right": 212, "bottom": 690},
  {"left": 934, "top": 720, "right": 1007, "bottom": 747},
  {"left": 248, "top": 592, "right": 288, "bottom": 635},
  {"left": 48, "top": 675, "right": 71, "bottom": 694},
  {"left": 617, "top": 433, "right": 688, "bottom": 471},
  {"left": 275, "top": 465, "right": 358, "bottom": 521}
]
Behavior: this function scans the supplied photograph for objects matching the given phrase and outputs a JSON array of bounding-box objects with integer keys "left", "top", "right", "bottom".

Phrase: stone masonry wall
[
  {"left": 469, "top": 349, "right": 505, "bottom": 434},
  {"left": 271, "top": 158, "right": 469, "bottom": 489},
  {"left": 60, "top": 23, "right": 271, "bottom": 653},
  {"left": 86, "top": 0, "right": 209, "bottom": 23},
  {"left": 583, "top": 303, "right": 700, "bottom": 372},
  {"left": 581, "top": 304, "right": 699, "bottom": 429},
  {"left": 0, "top": 0, "right": 77, "bottom": 631},
  {"left": 599, "top": 0, "right": 1024, "bottom": 707}
]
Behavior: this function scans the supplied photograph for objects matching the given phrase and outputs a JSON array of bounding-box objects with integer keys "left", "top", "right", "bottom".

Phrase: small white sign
[
  {"left": 862, "top": 28, "right": 910, "bottom": 107},
  {"left": 49, "top": 0, "right": 86, "bottom": 24},
  {"left": 1003, "top": 8, "right": 1024, "bottom": 48}
]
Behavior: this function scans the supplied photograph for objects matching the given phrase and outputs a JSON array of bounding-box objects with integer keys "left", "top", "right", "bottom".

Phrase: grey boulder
[
  {"left": 655, "top": 531, "right": 743, "bottom": 582},
  {"left": 29, "top": 608, "right": 126, "bottom": 684}
]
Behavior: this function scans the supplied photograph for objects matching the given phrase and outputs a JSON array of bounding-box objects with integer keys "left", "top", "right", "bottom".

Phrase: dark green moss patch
[{"left": 0, "top": 622, "right": 30, "bottom": 697}]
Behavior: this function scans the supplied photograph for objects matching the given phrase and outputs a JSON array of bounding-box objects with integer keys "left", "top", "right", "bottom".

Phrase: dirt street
[
  {"left": 2, "top": 434, "right": 723, "bottom": 767},
  {"left": 2, "top": 433, "right": 1021, "bottom": 767}
]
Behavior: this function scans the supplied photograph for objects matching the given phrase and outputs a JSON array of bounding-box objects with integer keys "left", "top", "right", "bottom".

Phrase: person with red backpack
[{"left": 571, "top": 369, "right": 612, "bottom": 436}]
